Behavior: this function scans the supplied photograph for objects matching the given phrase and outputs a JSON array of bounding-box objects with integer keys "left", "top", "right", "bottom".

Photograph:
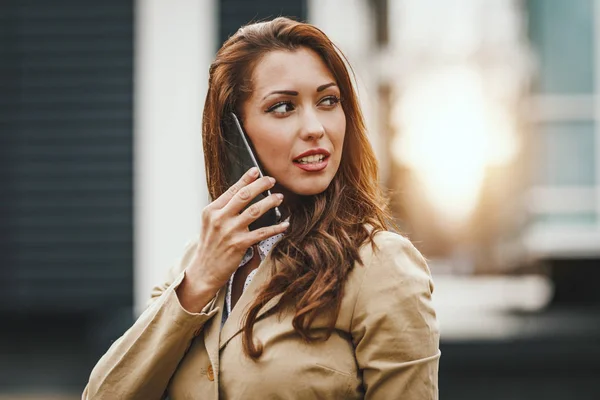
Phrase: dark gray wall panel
[
  {"left": 0, "top": 0, "right": 133, "bottom": 313},
  {"left": 219, "top": 0, "right": 307, "bottom": 46}
]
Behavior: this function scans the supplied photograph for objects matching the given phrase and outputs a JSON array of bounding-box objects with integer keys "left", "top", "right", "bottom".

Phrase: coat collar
[
  {"left": 219, "top": 251, "right": 283, "bottom": 350},
  {"left": 203, "top": 251, "right": 284, "bottom": 363}
]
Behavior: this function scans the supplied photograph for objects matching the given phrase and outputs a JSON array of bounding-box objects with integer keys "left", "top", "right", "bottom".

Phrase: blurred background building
[{"left": 1, "top": 0, "right": 599, "bottom": 399}]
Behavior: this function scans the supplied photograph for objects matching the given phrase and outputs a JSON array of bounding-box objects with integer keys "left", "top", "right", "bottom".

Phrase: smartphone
[{"left": 223, "top": 112, "right": 282, "bottom": 231}]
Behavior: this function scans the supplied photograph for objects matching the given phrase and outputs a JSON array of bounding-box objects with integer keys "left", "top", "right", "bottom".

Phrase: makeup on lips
[{"left": 293, "top": 148, "right": 330, "bottom": 172}]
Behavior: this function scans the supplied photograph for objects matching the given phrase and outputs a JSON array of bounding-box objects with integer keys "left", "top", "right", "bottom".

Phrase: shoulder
[
  {"left": 357, "top": 228, "right": 431, "bottom": 285},
  {"left": 344, "top": 228, "right": 435, "bottom": 313},
  {"left": 346, "top": 228, "right": 438, "bottom": 340}
]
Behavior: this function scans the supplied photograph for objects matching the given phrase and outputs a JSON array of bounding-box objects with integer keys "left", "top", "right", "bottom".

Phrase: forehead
[{"left": 250, "top": 48, "right": 336, "bottom": 95}]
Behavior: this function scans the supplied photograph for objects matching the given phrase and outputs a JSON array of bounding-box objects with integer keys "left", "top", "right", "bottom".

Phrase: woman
[{"left": 83, "top": 17, "right": 440, "bottom": 399}]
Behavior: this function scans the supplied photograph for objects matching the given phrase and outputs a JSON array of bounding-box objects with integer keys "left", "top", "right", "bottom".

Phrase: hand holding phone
[
  {"left": 177, "top": 167, "right": 289, "bottom": 312},
  {"left": 223, "top": 112, "right": 282, "bottom": 231}
]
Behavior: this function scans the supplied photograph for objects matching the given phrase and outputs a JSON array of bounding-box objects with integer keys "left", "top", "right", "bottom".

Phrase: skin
[{"left": 241, "top": 47, "right": 347, "bottom": 220}]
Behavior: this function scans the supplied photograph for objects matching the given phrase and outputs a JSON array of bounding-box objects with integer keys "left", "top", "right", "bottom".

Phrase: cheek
[
  {"left": 256, "top": 133, "right": 292, "bottom": 168},
  {"left": 328, "top": 112, "right": 346, "bottom": 150},
  {"left": 245, "top": 118, "right": 290, "bottom": 167}
]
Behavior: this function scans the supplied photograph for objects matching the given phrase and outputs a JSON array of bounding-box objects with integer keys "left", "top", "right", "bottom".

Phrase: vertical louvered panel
[
  {"left": 219, "top": 0, "right": 307, "bottom": 45},
  {"left": 0, "top": 0, "right": 133, "bottom": 312}
]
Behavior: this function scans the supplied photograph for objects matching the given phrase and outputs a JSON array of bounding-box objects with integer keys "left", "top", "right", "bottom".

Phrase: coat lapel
[
  {"left": 203, "top": 286, "right": 225, "bottom": 371},
  {"left": 219, "top": 253, "right": 284, "bottom": 350}
]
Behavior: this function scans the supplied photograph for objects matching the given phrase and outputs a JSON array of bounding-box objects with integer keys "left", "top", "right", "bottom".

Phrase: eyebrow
[{"left": 261, "top": 82, "right": 337, "bottom": 100}]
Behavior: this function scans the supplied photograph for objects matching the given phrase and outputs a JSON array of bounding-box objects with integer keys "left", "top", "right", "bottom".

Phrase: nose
[{"left": 299, "top": 109, "right": 325, "bottom": 141}]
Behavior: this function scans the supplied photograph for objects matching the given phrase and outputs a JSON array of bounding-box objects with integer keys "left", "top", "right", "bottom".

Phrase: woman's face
[{"left": 241, "top": 47, "right": 346, "bottom": 206}]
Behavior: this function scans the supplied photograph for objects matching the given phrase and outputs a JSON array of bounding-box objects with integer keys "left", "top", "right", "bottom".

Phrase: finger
[
  {"left": 210, "top": 167, "right": 259, "bottom": 210},
  {"left": 221, "top": 174, "right": 276, "bottom": 216},
  {"left": 238, "top": 192, "right": 284, "bottom": 226},
  {"left": 240, "top": 218, "right": 290, "bottom": 248}
]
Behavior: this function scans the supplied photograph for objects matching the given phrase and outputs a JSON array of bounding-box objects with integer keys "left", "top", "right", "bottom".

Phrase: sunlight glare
[{"left": 392, "top": 66, "right": 517, "bottom": 229}]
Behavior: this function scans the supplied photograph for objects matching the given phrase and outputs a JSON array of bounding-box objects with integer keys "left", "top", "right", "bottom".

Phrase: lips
[
  {"left": 293, "top": 148, "right": 331, "bottom": 161},
  {"left": 294, "top": 156, "right": 329, "bottom": 172},
  {"left": 293, "top": 154, "right": 330, "bottom": 164}
]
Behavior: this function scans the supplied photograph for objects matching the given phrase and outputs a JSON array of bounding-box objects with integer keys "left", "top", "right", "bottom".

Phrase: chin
[
  {"left": 285, "top": 178, "right": 332, "bottom": 196},
  {"left": 293, "top": 187, "right": 327, "bottom": 196}
]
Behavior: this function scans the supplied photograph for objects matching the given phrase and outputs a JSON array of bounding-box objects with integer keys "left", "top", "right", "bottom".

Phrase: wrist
[{"left": 176, "top": 268, "right": 220, "bottom": 313}]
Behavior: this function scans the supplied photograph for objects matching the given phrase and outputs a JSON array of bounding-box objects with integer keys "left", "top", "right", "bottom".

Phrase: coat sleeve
[
  {"left": 81, "top": 238, "right": 220, "bottom": 400},
  {"left": 351, "top": 232, "right": 441, "bottom": 399}
]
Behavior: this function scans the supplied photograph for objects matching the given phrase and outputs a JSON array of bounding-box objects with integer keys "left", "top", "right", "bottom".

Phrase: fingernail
[
  {"left": 250, "top": 167, "right": 258, "bottom": 177},
  {"left": 281, "top": 221, "right": 290, "bottom": 228},
  {"left": 276, "top": 193, "right": 284, "bottom": 200},
  {"left": 269, "top": 177, "right": 276, "bottom": 184}
]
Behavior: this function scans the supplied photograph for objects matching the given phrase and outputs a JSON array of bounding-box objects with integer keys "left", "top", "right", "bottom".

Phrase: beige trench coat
[{"left": 82, "top": 228, "right": 440, "bottom": 399}]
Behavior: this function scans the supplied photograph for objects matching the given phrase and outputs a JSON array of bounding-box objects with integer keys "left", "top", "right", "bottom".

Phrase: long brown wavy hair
[{"left": 202, "top": 17, "right": 399, "bottom": 359}]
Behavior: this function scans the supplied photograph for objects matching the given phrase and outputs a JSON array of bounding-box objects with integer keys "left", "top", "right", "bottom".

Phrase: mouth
[{"left": 293, "top": 154, "right": 330, "bottom": 171}]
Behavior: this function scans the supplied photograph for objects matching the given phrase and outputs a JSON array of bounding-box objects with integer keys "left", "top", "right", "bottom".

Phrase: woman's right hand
[{"left": 176, "top": 167, "right": 289, "bottom": 312}]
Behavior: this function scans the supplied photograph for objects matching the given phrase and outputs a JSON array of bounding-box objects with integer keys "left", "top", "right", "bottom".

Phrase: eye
[
  {"left": 267, "top": 101, "right": 295, "bottom": 115},
  {"left": 319, "top": 95, "right": 341, "bottom": 107}
]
